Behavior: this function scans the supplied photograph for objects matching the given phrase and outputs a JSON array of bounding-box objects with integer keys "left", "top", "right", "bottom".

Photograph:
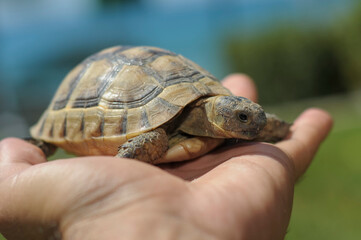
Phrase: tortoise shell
[{"left": 30, "top": 46, "right": 231, "bottom": 156}]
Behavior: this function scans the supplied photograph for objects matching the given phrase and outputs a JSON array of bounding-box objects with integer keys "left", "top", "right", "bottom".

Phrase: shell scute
[
  {"left": 150, "top": 55, "right": 203, "bottom": 86},
  {"left": 51, "top": 63, "right": 87, "bottom": 110},
  {"left": 64, "top": 109, "right": 85, "bottom": 142},
  {"left": 103, "top": 109, "right": 127, "bottom": 136},
  {"left": 145, "top": 97, "right": 181, "bottom": 129},
  {"left": 83, "top": 108, "right": 104, "bottom": 139},
  {"left": 70, "top": 58, "right": 115, "bottom": 109},
  {"left": 100, "top": 65, "right": 163, "bottom": 109}
]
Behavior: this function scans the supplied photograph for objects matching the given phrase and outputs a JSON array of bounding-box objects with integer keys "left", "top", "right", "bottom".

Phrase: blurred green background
[{"left": 0, "top": 0, "right": 360, "bottom": 239}]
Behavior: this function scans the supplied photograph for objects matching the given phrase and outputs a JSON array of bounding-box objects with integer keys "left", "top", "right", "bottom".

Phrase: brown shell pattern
[{"left": 30, "top": 46, "right": 231, "bottom": 156}]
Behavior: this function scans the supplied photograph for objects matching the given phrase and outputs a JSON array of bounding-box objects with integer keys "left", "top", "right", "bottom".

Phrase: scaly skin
[
  {"left": 117, "top": 128, "right": 169, "bottom": 164},
  {"left": 255, "top": 113, "right": 291, "bottom": 143}
]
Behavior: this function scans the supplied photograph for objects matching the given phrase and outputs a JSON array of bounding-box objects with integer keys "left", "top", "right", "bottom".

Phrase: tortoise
[{"left": 29, "top": 46, "right": 290, "bottom": 164}]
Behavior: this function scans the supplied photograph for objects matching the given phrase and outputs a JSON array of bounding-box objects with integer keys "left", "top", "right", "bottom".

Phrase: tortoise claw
[{"left": 24, "top": 137, "right": 57, "bottom": 158}]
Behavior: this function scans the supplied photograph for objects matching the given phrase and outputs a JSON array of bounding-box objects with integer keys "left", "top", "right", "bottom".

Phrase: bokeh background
[{"left": 1, "top": 0, "right": 360, "bottom": 239}]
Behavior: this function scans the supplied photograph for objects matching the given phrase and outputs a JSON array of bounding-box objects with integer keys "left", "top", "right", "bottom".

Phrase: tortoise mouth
[
  {"left": 229, "top": 128, "right": 261, "bottom": 140},
  {"left": 241, "top": 129, "right": 260, "bottom": 139}
]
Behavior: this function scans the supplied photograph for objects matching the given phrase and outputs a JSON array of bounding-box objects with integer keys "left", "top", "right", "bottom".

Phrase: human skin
[{"left": 0, "top": 74, "right": 333, "bottom": 240}]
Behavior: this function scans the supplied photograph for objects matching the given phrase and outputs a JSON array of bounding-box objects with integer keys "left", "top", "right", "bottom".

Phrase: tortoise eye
[{"left": 238, "top": 113, "right": 249, "bottom": 123}]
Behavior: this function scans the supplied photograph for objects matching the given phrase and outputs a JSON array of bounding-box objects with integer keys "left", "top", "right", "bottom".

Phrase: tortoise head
[{"left": 204, "top": 96, "right": 267, "bottom": 139}]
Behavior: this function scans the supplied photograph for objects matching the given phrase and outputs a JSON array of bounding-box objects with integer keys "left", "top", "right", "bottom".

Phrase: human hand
[{"left": 0, "top": 74, "right": 332, "bottom": 240}]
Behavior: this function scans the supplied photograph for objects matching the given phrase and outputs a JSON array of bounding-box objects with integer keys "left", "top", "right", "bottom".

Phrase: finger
[
  {"left": 0, "top": 138, "right": 47, "bottom": 180},
  {"left": 160, "top": 152, "right": 228, "bottom": 180},
  {"left": 222, "top": 73, "right": 258, "bottom": 102},
  {"left": 190, "top": 143, "right": 294, "bottom": 238},
  {"left": 276, "top": 108, "right": 333, "bottom": 180}
]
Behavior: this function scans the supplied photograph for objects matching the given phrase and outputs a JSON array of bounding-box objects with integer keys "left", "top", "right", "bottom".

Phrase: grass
[
  {"left": 267, "top": 91, "right": 361, "bottom": 240},
  {"left": 1, "top": 91, "right": 360, "bottom": 239},
  {"left": 286, "top": 126, "right": 361, "bottom": 239}
]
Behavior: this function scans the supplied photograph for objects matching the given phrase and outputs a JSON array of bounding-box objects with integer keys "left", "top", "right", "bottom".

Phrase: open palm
[{"left": 0, "top": 74, "right": 332, "bottom": 240}]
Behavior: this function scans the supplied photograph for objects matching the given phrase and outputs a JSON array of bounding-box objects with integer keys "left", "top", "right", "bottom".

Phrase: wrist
[{"left": 62, "top": 209, "right": 219, "bottom": 240}]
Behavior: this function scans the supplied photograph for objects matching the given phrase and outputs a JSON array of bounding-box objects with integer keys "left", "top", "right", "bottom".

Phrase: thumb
[{"left": 0, "top": 138, "right": 47, "bottom": 180}]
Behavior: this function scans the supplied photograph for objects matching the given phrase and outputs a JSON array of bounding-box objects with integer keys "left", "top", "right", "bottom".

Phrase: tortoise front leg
[
  {"left": 117, "top": 128, "right": 169, "bottom": 163},
  {"left": 24, "top": 137, "right": 57, "bottom": 158}
]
